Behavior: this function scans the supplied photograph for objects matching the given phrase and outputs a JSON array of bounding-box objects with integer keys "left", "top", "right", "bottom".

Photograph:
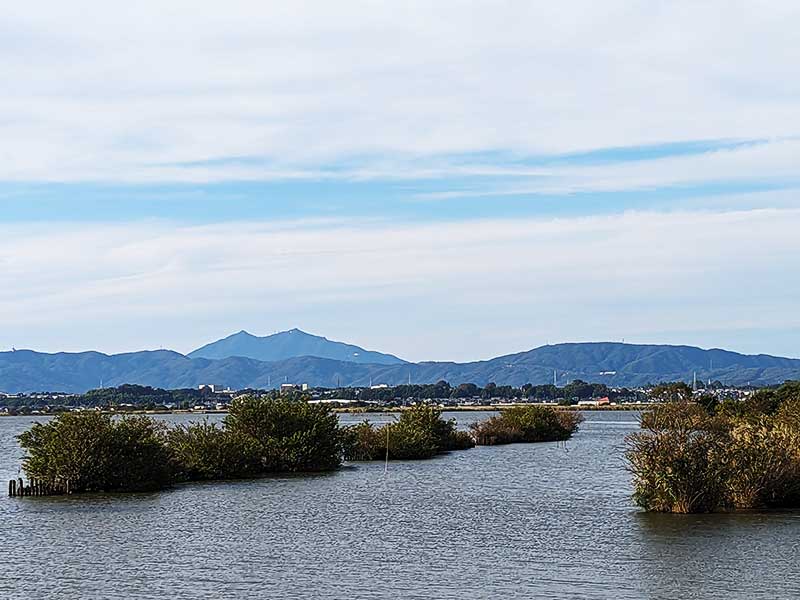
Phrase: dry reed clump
[{"left": 626, "top": 383, "right": 800, "bottom": 513}]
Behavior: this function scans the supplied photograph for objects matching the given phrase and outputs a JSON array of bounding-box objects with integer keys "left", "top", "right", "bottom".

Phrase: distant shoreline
[{"left": 0, "top": 403, "right": 649, "bottom": 417}]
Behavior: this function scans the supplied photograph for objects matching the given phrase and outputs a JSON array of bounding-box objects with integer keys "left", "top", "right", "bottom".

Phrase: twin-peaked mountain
[
  {"left": 188, "top": 329, "right": 406, "bottom": 365},
  {"left": 1, "top": 329, "right": 799, "bottom": 394}
]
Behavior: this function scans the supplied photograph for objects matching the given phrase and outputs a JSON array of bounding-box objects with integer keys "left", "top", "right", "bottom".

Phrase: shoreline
[{"left": 1, "top": 403, "right": 649, "bottom": 417}]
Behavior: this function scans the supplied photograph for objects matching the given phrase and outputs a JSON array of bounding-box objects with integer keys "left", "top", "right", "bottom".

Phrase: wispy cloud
[
  {"left": 1, "top": 2, "right": 799, "bottom": 184},
  {"left": 2, "top": 2, "right": 799, "bottom": 362},
  {"left": 2, "top": 209, "right": 799, "bottom": 360}
]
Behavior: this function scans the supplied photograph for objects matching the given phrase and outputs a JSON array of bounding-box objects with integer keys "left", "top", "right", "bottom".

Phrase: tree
[{"left": 451, "top": 383, "right": 479, "bottom": 399}]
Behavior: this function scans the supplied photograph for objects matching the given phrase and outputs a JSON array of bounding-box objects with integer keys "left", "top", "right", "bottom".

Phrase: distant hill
[
  {"left": 1, "top": 341, "right": 799, "bottom": 394},
  {"left": 188, "top": 329, "right": 407, "bottom": 365}
]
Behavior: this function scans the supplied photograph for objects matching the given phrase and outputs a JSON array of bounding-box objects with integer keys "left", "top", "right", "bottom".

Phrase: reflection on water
[{"left": 1, "top": 412, "right": 798, "bottom": 599}]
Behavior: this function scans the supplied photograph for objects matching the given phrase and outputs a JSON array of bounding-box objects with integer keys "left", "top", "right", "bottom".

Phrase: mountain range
[{"left": 1, "top": 329, "right": 799, "bottom": 394}]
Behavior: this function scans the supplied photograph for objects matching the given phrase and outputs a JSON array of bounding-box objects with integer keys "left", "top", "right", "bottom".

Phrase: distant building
[
  {"left": 307, "top": 399, "right": 356, "bottom": 405},
  {"left": 281, "top": 383, "right": 309, "bottom": 394},
  {"left": 577, "top": 397, "right": 611, "bottom": 407},
  {"left": 199, "top": 384, "right": 223, "bottom": 393}
]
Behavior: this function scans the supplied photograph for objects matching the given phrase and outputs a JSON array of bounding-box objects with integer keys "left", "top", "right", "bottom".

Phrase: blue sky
[
  {"left": 3, "top": 139, "right": 797, "bottom": 223},
  {"left": 1, "top": 1, "right": 799, "bottom": 362}
]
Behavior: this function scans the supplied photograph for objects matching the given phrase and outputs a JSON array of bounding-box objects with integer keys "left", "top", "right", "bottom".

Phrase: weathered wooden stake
[{"left": 8, "top": 479, "right": 15, "bottom": 497}]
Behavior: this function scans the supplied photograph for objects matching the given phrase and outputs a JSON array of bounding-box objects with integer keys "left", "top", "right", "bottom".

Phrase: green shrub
[
  {"left": 470, "top": 406, "right": 583, "bottom": 445},
  {"left": 381, "top": 420, "right": 440, "bottom": 460},
  {"left": 342, "top": 421, "right": 384, "bottom": 461},
  {"left": 224, "top": 396, "right": 344, "bottom": 472},
  {"left": 718, "top": 389, "right": 781, "bottom": 421},
  {"left": 16, "top": 397, "right": 350, "bottom": 494},
  {"left": 446, "top": 430, "right": 477, "bottom": 451},
  {"left": 18, "top": 412, "right": 174, "bottom": 493},
  {"left": 167, "top": 421, "right": 261, "bottom": 481},
  {"left": 342, "top": 405, "right": 475, "bottom": 461}
]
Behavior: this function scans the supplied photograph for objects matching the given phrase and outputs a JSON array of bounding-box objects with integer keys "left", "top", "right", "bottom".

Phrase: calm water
[{"left": 1, "top": 412, "right": 799, "bottom": 599}]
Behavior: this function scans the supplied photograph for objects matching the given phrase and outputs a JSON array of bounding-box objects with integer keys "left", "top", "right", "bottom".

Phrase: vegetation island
[
  {"left": 627, "top": 381, "right": 800, "bottom": 513},
  {"left": 9, "top": 379, "right": 800, "bottom": 515},
  {"left": 10, "top": 399, "right": 581, "bottom": 496}
]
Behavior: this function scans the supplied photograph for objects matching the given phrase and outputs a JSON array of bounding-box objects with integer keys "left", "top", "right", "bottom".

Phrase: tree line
[{"left": 328, "top": 380, "right": 641, "bottom": 403}]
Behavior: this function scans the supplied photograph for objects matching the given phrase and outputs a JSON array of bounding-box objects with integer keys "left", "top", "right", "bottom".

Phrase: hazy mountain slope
[
  {"left": 2, "top": 342, "right": 799, "bottom": 394},
  {"left": 188, "top": 329, "right": 406, "bottom": 365}
]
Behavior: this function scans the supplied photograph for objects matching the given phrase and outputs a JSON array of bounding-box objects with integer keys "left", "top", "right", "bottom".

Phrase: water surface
[{"left": 1, "top": 412, "right": 798, "bottom": 599}]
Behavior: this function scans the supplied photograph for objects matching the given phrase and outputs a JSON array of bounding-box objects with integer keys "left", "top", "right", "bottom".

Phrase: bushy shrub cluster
[
  {"left": 18, "top": 412, "right": 174, "bottom": 493},
  {"left": 223, "top": 397, "right": 344, "bottom": 473},
  {"left": 626, "top": 382, "right": 800, "bottom": 513},
  {"left": 342, "top": 405, "right": 475, "bottom": 461},
  {"left": 167, "top": 421, "right": 260, "bottom": 481},
  {"left": 469, "top": 405, "right": 583, "bottom": 445},
  {"left": 17, "top": 397, "right": 346, "bottom": 493}
]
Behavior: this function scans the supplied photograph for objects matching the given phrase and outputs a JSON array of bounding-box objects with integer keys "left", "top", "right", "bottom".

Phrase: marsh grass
[{"left": 626, "top": 383, "right": 800, "bottom": 513}]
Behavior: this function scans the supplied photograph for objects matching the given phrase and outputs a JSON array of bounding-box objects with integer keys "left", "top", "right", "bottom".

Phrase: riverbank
[
  {"left": 0, "top": 403, "right": 649, "bottom": 417},
  {"left": 335, "top": 403, "right": 649, "bottom": 413}
]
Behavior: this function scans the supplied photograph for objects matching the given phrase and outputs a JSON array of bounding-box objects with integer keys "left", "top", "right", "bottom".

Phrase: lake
[{"left": 1, "top": 411, "right": 798, "bottom": 599}]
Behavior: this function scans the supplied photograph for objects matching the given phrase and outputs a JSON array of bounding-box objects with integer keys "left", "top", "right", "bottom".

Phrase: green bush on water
[
  {"left": 626, "top": 381, "right": 800, "bottom": 513},
  {"left": 167, "top": 421, "right": 261, "bottom": 481},
  {"left": 16, "top": 399, "right": 476, "bottom": 492},
  {"left": 342, "top": 405, "right": 475, "bottom": 461},
  {"left": 16, "top": 396, "right": 347, "bottom": 492},
  {"left": 223, "top": 396, "right": 345, "bottom": 473},
  {"left": 15, "top": 399, "right": 587, "bottom": 495},
  {"left": 469, "top": 405, "right": 583, "bottom": 445},
  {"left": 17, "top": 412, "right": 174, "bottom": 493}
]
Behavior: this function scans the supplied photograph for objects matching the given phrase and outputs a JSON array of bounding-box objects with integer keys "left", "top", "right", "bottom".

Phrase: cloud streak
[
  {"left": 1, "top": 1, "right": 799, "bottom": 184},
  {"left": 2, "top": 2, "right": 799, "bottom": 363},
  {"left": 1, "top": 209, "right": 798, "bottom": 360}
]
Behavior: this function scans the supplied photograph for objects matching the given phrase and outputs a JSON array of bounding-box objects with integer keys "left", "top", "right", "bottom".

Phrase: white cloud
[
  {"left": 1, "top": 1, "right": 799, "bottom": 183},
  {"left": 1, "top": 209, "right": 798, "bottom": 360}
]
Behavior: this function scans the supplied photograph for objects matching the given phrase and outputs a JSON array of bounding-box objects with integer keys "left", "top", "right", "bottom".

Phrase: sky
[{"left": 1, "top": 1, "right": 799, "bottom": 361}]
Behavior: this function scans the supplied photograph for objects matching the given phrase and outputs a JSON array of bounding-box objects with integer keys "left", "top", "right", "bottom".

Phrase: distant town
[{"left": 0, "top": 379, "right": 760, "bottom": 415}]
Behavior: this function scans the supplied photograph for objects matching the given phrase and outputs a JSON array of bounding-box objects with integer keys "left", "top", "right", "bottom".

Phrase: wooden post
[
  {"left": 8, "top": 480, "right": 15, "bottom": 497},
  {"left": 18, "top": 478, "right": 24, "bottom": 497}
]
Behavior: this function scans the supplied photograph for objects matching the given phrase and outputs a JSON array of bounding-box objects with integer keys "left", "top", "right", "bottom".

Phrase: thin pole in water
[{"left": 384, "top": 424, "right": 389, "bottom": 475}]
